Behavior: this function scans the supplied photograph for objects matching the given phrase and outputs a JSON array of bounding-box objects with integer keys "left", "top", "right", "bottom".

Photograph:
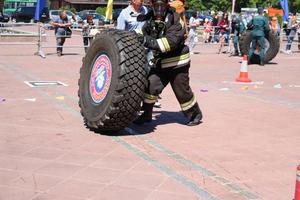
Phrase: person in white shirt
[
  {"left": 116, "top": 0, "right": 148, "bottom": 31},
  {"left": 187, "top": 11, "right": 199, "bottom": 54}
]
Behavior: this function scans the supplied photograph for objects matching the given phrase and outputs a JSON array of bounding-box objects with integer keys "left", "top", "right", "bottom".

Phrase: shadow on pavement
[
  {"left": 45, "top": 52, "right": 82, "bottom": 56},
  {"left": 267, "top": 62, "right": 278, "bottom": 65},
  {"left": 90, "top": 111, "right": 201, "bottom": 136}
]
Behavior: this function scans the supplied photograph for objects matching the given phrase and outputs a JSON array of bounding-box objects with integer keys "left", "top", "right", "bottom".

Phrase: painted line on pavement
[
  {"left": 2, "top": 61, "right": 261, "bottom": 199},
  {"left": 0, "top": 62, "right": 81, "bottom": 119},
  {"left": 146, "top": 138, "right": 261, "bottom": 200},
  {"left": 125, "top": 127, "right": 261, "bottom": 200},
  {"left": 112, "top": 136, "right": 218, "bottom": 200},
  {"left": 1, "top": 62, "right": 219, "bottom": 200}
]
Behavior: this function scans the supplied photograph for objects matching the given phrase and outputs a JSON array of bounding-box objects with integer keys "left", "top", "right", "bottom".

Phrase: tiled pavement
[{"left": 0, "top": 27, "right": 300, "bottom": 200}]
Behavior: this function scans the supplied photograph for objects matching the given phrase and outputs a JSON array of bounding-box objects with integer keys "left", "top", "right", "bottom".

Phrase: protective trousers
[
  {"left": 144, "top": 64, "right": 201, "bottom": 120},
  {"left": 248, "top": 35, "right": 265, "bottom": 62}
]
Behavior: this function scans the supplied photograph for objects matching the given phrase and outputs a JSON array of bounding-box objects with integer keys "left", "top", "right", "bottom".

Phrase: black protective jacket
[{"left": 136, "top": 9, "right": 190, "bottom": 69}]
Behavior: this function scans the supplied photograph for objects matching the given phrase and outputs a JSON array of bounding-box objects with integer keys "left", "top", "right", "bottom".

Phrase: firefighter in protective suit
[
  {"left": 247, "top": 7, "right": 270, "bottom": 66},
  {"left": 133, "top": 0, "right": 202, "bottom": 126}
]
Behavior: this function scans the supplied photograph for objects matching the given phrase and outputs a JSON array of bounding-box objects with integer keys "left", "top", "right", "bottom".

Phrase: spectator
[
  {"left": 0, "top": 12, "right": 3, "bottom": 27},
  {"left": 217, "top": 13, "right": 229, "bottom": 54},
  {"left": 82, "top": 15, "right": 95, "bottom": 53},
  {"left": 284, "top": 13, "right": 298, "bottom": 54},
  {"left": 211, "top": 12, "right": 219, "bottom": 43},
  {"left": 51, "top": 11, "right": 72, "bottom": 56},
  {"left": 203, "top": 18, "right": 212, "bottom": 43},
  {"left": 283, "top": 13, "right": 292, "bottom": 39},
  {"left": 231, "top": 14, "right": 245, "bottom": 56},
  {"left": 169, "top": 0, "right": 188, "bottom": 39},
  {"left": 224, "top": 13, "right": 230, "bottom": 43},
  {"left": 240, "top": 13, "right": 248, "bottom": 29},
  {"left": 71, "top": 15, "right": 79, "bottom": 29},
  {"left": 298, "top": 23, "right": 300, "bottom": 50},
  {"left": 116, "top": 0, "right": 148, "bottom": 31},
  {"left": 187, "top": 11, "right": 199, "bottom": 54},
  {"left": 270, "top": 16, "right": 280, "bottom": 36}
]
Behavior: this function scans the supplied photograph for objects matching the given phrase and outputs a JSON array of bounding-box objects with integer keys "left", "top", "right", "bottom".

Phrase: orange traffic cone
[
  {"left": 295, "top": 165, "right": 300, "bottom": 200},
  {"left": 236, "top": 55, "right": 252, "bottom": 83}
]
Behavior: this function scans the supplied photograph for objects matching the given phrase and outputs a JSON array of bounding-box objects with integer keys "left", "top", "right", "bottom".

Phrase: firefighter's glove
[
  {"left": 136, "top": 33, "right": 145, "bottom": 44},
  {"left": 135, "top": 34, "right": 155, "bottom": 49},
  {"left": 142, "top": 35, "right": 155, "bottom": 49}
]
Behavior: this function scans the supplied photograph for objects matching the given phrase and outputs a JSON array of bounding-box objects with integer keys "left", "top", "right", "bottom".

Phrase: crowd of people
[
  {"left": 283, "top": 12, "right": 300, "bottom": 54},
  {"left": 50, "top": 11, "right": 98, "bottom": 56},
  {"left": 185, "top": 10, "right": 300, "bottom": 56},
  {"left": 49, "top": 7, "right": 300, "bottom": 58}
]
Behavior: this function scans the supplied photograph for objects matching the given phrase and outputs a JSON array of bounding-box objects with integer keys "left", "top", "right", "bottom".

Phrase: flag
[
  {"left": 105, "top": 0, "right": 113, "bottom": 22},
  {"left": 34, "top": 0, "right": 47, "bottom": 21},
  {"left": 280, "top": 0, "right": 289, "bottom": 22}
]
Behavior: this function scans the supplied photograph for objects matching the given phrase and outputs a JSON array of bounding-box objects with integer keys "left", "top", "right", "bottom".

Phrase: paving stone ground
[{"left": 0, "top": 26, "right": 299, "bottom": 200}]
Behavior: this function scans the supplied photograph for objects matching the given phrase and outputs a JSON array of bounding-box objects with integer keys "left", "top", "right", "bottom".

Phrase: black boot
[
  {"left": 183, "top": 103, "right": 203, "bottom": 126},
  {"left": 133, "top": 103, "right": 154, "bottom": 125},
  {"left": 187, "top": 113, "right": 202, "bottom": 126},
  {"left": 260, "top": 60, "right": 265, "bottom": 66}
]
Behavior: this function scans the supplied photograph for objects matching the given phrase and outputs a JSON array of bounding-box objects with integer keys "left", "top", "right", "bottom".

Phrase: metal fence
[
  {"left": 0, "top": 22, "right": 299, "bottom": 58},
  {"left": 0, "top": 22, "right": 114, "bottom": 58},
  {"left": 0, "top": 22, "right": 43, "bottom": 57}
]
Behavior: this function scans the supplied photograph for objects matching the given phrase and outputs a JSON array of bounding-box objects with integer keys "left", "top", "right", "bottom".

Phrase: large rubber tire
[
  {"left": 239, "top": 30, "right": 280, "bottom": 64},
  {"left": 78, "top": 29, "right": 147, "bottom": 133}
]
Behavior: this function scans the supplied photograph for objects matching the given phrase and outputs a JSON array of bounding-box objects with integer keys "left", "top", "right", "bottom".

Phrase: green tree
[
  {"left": 205, "top": 0, "right": 231, "bottom": 11},
  {"left": 186, "top": 0, "right": 203, "bottom": 10},
  {"left": 59, "top": 6, "right": 76, "bottom": 14},
  {"left": 96, "top": 7, "right": 106, "bottom": 16},
  {"left": 290, "top": 0, "right": 300, "bottom": 13}
]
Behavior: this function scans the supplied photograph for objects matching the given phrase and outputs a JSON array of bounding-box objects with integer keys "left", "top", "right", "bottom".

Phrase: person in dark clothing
[
  {"left": 247, "top": 7, "right": 270, "bottom": 66},
  {"left": 211, "top": 13, "right": 220, "bottom": 43},
  {"left": 231, "top": 14, "right": 246, "bottom": 56},
  {"left": 133, "top": 0, "right": 202, "bottom": 126}
]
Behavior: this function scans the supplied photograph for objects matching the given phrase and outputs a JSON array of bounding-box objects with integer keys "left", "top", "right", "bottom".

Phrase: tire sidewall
[
  {"left": 264, "top": 31, "right": 280, "bottom": 62},
  {"left": 239, "top": 31, "right": 279, "bottom": 63},
  {"left": 80, "top": 33, "right": 120, "bottom": 122},
  {"left": 239, "top": 31, "right": 252, "bottom": 55}
]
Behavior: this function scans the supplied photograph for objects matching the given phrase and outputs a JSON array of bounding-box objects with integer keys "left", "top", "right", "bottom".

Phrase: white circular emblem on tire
[{"left": 89, "top": 54, "right": 112, "bottom": 104}]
